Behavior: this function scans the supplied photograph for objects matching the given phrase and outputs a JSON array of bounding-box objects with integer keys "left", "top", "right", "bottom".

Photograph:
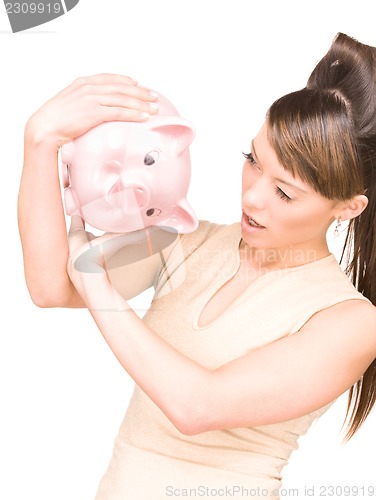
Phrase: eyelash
[
  {"left": 242, "top": 151, "right": 292, "bottom": 203},
  {"left": 242, "top": 152, "right": 257, "bottom": 165},
  {"left": 275, "top": 187, "right": 292, "bottom": 203}
]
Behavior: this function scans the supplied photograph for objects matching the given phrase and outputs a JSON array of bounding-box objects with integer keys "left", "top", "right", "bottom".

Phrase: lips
[{"left": 243, "top": 211, "right": 265, "bottom": 228}]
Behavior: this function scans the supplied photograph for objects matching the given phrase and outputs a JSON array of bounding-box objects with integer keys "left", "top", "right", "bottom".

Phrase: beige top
[{"left": 95, "top": 221, "right": 369, "bottom": 500}]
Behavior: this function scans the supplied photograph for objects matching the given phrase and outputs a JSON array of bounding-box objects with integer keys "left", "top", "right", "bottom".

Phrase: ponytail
[
  {"left": 310, "top": 33, "right": 376, "bottom": 441},
  {"left": 341, "top": 139, "right": 376, "bottom": 440},
  {"left": 271, "top": 32, "right": 376, "bottom": 440}
]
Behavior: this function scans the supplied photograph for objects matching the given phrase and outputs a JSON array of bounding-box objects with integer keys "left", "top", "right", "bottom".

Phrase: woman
[{"left": 18, "top": 33, "right": 376, "bottom": 499}]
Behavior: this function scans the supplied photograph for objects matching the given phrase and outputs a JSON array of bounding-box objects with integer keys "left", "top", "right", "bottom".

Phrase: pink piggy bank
[{"left": 60, "top": 93, "right": 198, "bottom": 233}]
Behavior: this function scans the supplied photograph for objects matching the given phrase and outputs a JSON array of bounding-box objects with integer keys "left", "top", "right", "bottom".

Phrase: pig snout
[{"left": 105, "top": 179, "right": 151, "bottom": 214}]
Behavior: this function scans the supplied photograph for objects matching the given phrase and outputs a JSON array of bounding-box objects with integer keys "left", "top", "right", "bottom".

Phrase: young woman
[{"left": 18, "top": 33, "right": 376, "bottom": 499}]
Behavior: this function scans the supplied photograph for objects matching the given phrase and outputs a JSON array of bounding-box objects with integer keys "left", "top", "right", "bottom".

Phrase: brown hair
[{"left": 266, "top": 33, "right": 376, "bottom": 441}]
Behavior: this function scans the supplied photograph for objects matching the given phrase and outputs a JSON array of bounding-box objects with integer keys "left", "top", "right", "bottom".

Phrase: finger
[
  {"left": 69, "top": 215, "right": 85, "bottom": 234},
  {"left": 68, "top": 216, "right": 91, "bottom": 254},
  {"left": 98, "top": 94, "right": 159, "bottom": 117},
  {"left": 70, "top": 74, "right": 139, "bottom": 92},
  {"left": 80, "top": 74, "right": 139, "bottom": 85},
  {"left": 87, "top": 83, "right": 158, "bottom": 103},
  {"left": 53, "top": 75, "right": 138, "bottom": 102},
  {"left": 95, "top": 106, "right": 150, "bottom": 123}
]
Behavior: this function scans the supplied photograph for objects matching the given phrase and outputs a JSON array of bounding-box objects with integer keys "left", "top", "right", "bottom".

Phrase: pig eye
[
  {"left": 146, "top": 208, "right": 162, "bottom": 216},
  {"left": 144, "top": 150, "right": 159, "bottom": 166}
]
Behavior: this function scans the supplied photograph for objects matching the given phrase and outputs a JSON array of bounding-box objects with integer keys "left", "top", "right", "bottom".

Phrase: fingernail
[
  {"left": 149, "top": 103, "right": 158, "bottom": 111},
  {"left": 149, "top": 90, "right": 159, "bottom": 98},
  {"left": 141, "top": 112, "right": 151, "bottom": 119}
]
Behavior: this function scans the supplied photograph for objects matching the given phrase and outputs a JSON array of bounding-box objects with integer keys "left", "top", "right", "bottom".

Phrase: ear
[
  {"left": 156, "top": 199, "right": 199, "bottom": 233},
  {"left": 64, "top": 187, "right": 81, "bottom": 216},
  {"left": 148, "top": 117, "right": 195, "bottom": 156},
  {"left": 60, "top": 142, "right": 74, "bottom": 188},
  {"left": 337, "top": 194, "right": 369, "bottom": 221},
  {"left": 61, "top": 141, "right": 74, "bottom": 164}
]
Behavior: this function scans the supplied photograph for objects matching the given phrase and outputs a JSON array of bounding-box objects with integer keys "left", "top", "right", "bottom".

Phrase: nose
[
  {"left": 122, "top": 183, "right": 150, "bottom": 212},
  {"left": 106, "top": 178, "right": 151, "bottom": 214},
  {"left": 242, "top": 177, "right": 267, "bottom": 211}
]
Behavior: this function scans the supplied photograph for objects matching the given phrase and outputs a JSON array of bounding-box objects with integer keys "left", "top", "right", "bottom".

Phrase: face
[{"left": 241, "top": 122, "right": 342, "bottom": 262}]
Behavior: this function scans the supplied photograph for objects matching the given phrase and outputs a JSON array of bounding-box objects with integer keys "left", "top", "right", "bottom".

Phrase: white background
[{"left": 1, "top": 1, "right": 375, "bottom": 499}]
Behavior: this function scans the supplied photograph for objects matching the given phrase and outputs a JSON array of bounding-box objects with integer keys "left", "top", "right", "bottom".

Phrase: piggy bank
[{"left": 60, "top": 93, "right": 198, "bottom": 233}]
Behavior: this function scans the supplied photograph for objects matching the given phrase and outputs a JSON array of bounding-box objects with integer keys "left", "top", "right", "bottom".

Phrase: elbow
[
  {"left": 175, "top": 422, "right": 206, "bottom": 437},
  {"left": 169, "top": 373, "right": 221, "bottom": 436},
  {"left": 174, "top": 412, "right": 214, "bottom": 437},
  {"left": 170, "top": 397, "right": 216, "bottom": 436},
  {"left": 27, "top": 283, "right": 78, "bottom": 309},
  {"left": 30, "top": 294, "right": 59, "bottom": 308},
  {"left": 27, "top": 284, "right": 55, "bottom": 308},
  {"left": 172, "top": 419, "right": 202, "bottom": 437},
  {"left": 29, "top": 289, "right": 62, "bottom": 308}
]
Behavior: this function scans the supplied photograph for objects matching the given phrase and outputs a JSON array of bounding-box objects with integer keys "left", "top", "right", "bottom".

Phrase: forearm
[
  {"left": 85, "top": 275, "right": 213, "bottom": 435},
  {"left": 18, "top": 124, "right": 83, "bottom": 308},
  {"left": 19, "top": 75, "right": 158, "bottom": 308}
]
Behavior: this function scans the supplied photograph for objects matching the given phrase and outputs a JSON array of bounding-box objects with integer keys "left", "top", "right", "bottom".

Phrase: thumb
[
  {"left": 68, "top": 215, "right": 90, "bottom": 254},
  {"left": 69, "top": 215, "right": 85, "bottom": 234}
]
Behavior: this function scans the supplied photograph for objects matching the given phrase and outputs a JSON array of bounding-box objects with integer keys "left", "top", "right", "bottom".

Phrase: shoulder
[
  {"left": 309, "top": 297, "right": 376, "bottom": 327},
  {"left": 301, "top": 298, "right": 376, "bottom": 358}
]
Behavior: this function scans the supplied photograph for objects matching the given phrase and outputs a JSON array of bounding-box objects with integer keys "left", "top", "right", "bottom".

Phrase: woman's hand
[
  {"left": 25, "top": 73, "right": 158, "bottom": 150},
  {"left": 67, "top": 216, "right": 117, "bottom": 310},
  {"left": 67, "top": 216, "right": 148, "bottom": 310}
]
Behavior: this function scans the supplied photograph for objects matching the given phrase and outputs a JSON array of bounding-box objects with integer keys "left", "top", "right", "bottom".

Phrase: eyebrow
[{"left": 251, "top": 139, "right": 309, "bottom": 194}]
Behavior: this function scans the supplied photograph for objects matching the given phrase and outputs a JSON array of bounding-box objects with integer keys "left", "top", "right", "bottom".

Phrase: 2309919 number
[
  {"left": 5, "top": 3, "right": 62, "bottom": 14},
  {"left": 319, "top": 485, "right": 375, "bottom": 496}
]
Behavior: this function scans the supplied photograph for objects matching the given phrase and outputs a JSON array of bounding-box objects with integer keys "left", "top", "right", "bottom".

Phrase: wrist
[
  {"left": 74, "top": 273, "right": 125, "bottom": 312},
  {"left": 24, "top": 115, "right": 61, "bottom": 154}
]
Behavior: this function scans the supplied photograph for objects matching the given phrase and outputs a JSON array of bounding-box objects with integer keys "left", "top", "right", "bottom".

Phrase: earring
[{"left": 334, "top": 217, "right": 342, "bottom": 237}]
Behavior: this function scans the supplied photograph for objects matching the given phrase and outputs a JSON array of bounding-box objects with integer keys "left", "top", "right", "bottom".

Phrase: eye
[
  {"left": 144, "top": 150, "right": 160, "bottom": 166},
  {"left": 275, "top": 186, "right": 292, "bottom": 203},
  {"left": 242, "top": 152, "right": 257, "bottom": 165}
]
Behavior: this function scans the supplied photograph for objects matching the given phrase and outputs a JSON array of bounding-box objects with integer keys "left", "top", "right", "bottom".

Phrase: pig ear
[
  {"left": 157, "top": 199, "right": 199, "bottom": 233},
  {"left": 63, "top": 187, "right": 80, "bottom": 216},
  {"left": 60, "top": 142, "right": 74, "bottom": 188},
  {"left": 148, "top": 118, "right": 195, "bottom": 156},
  {"left": 61, "top": 141, "right": 74, "bottom": 164}
]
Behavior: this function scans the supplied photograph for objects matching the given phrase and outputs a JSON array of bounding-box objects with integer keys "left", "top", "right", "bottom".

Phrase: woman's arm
[
  {"left": 18, "top": 132, "right": 84, "bottom": 308},
  {"left": 68, "top": 220, "right": 376, "bottom": 435},
  {"left": 18, "top": 74, "right": 158, "bottom": 308}
]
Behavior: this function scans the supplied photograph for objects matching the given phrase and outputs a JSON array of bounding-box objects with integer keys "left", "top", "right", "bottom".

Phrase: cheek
[
  {"left": 71, "top": 167, "right": 101, "bottom": 202},
  {"left": 241, "top": 167, "right": 248, "bottom": 193},
  {"left": 274, "top": 204, "right": 328, "bottom": 241},
  {"left": 269, "top": 204, "right": 311, "bottom": 239}
]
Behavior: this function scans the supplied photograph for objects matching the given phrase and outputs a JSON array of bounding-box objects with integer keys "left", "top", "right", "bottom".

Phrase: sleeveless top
[{"left": 95, "top": 221, "right": 369, "bottom": 500}]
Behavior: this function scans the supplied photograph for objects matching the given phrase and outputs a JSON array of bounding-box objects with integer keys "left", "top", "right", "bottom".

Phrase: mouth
[{"left": 242, "top": 211, "right": 266, "bottom": 229}]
